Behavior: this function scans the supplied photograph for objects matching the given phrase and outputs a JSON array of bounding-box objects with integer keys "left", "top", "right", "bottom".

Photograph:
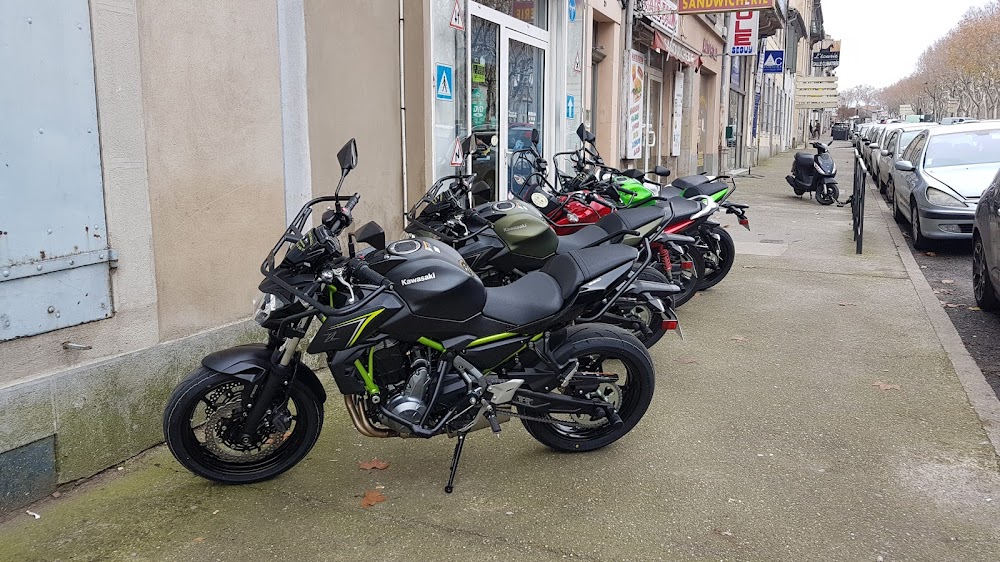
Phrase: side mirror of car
[
  {"left": 895, "top": 160, "right": 916, "bottom": 172},
  {"left": 354, "top": 221, "right": 386, "bottom": 250},
  {"left": 869, "top": 143, "right": 879, "bottom": 150},
  {"left": 880, "top": 149, "right": 891, "bottom": 157}
]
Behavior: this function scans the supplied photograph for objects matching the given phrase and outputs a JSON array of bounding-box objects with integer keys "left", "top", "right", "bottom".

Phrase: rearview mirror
[
  {"left": 576, "top": 123, "right": 588, "bottom": 142},
  {"left": 869, "top": 143, "right": 879, "bottom": 150},
  {"left": 585, "top": 130, "right": 596, "bottom": 144},
  {"left": 622, "top": 169, "right": 644, "bottom": 180},
  {"left": 337, "top": 138, "right": 359, "bottom": 174},
  {"left": 461, "top": 135, "right": 476, "bottom": 157},
  {"left": 652, "top": 165, "right": 671, "bottom": 178},
  {"left": 531, "top": 128, "right": 540, "bottom": 146},
  {"left": 880, "top": 149, "right": 890, "bottom": 157},
  {"left": 472, "top": 180, "right": 491, "bottom": 197},
  {"left": 354, "top": 221, "right": 386, "bottom": 250},
  {"left": 895, "top": 160, "right": 916, "bottom": 172}
]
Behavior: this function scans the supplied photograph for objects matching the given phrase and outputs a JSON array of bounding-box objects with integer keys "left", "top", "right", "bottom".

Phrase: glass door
[
  {"left": 470, "top": 16, "right": 501, "bottom": 201},
  {"left": 644, "top": 72, "right": 663, "bottom": 176},
  {"left": 469, "top": 3, "right": 549, "bottom": 202}
]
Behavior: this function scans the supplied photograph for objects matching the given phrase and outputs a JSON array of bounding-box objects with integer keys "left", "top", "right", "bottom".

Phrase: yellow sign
[{"left": 678, "top": 0, "right": 774, "bottom": 15}]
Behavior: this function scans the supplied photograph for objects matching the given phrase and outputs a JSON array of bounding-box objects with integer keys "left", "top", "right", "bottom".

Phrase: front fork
[{"left": 237, "top": 333, "right": 303, "bottom": 445}]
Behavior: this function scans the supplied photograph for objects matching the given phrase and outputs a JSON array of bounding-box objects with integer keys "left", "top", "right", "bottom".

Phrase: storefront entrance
[
  {"left": 469, "top": 2, "right": 549, "bottom": 201},
  {"left": 642, "top": 69, "right": 664, "bottom": 175}
]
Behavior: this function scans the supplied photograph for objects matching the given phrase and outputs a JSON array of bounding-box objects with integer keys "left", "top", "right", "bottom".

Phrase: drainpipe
[
  {"left": 398, "top": 0, "right": 409, "bottom": 224},
  {"left": 619, "top": 0, "right": 634, "bottom": 164},
  {"left": 718, "top": 13, "right": 731, "bottom": 174}
]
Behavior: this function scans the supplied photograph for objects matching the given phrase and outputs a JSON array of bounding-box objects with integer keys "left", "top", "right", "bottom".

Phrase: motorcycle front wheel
[
  {"left": 163, "top": 367, "right": 323, "bottom": 484},
  {"left": 520, "top": 325, "right": 654, "bottom": 452}
]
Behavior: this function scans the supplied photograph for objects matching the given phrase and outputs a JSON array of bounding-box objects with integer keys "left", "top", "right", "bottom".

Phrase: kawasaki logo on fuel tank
[
  {"left": 401, "top": 272, "right": 436, "bottom": 286},
  {"left": 503, "top": 223, "right": 528, "bottom": 233}
]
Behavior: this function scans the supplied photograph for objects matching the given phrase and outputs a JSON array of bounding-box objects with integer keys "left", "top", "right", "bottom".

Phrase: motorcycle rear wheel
[
  {"left": 520, "top": 325, "right": 654, "bottom": 452},
  {"left": 698, "top": 226, "right": 735, "bottom": 291},
  {"left": 163, "top": 367, "right": 323, "bottom": 484},
  {"left": 664, "top": 246, "right": 704, "bottom": 307},
  {"left": 599, "top": 267, "right": 671, "bottom": 348}
]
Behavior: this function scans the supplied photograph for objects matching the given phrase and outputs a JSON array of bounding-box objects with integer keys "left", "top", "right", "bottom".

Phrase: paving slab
[{"left": 1, "top": 145, "right": 999, "bottom": 561}]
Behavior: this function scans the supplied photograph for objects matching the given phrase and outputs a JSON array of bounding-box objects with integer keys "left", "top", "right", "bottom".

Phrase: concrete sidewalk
[{"left": 2, "top": 146, "right": 1000, "bottom": 561}]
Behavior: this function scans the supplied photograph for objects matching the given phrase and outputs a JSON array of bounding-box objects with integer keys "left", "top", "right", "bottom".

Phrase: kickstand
[{"left": 444, "top": 432, "right": 467, "bottom": 494}]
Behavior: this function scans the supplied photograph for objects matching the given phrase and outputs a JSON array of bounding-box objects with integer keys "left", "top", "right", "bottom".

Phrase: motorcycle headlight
[
  {"left": 253, "top": 292, "right": 285, "bottom": 324},
  {"left": 926, "top": 187, "right": 966, "bottom": 208}
]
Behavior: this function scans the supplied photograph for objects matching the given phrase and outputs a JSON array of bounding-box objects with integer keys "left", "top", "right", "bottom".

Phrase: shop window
[{"left": 476, "top": 0, "right": 548, "bottom": 30}]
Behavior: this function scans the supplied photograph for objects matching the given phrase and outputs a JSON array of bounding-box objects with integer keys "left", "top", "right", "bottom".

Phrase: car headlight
[{"left": 925, "top": 187, "right": 966, "bottom": 208}]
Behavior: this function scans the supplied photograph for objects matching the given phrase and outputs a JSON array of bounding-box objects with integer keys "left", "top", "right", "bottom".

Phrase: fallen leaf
[
  {"left": 838, "top": 302, "right": 856, "bottom": 307},
  {"left": 969, "top": 306, "right": 982, "bottom": 311},
  {"left": 51, "top": 492, "right": 61, "bottom": 499},
  {"left": 361, "top": 490, "right": 387, "bottom": 508},
  {"left": 872, "top": 381, "right": 901, "bottom": 391},
  {"left": 731, "top": 336, "right": 749, "bottom": 343},
  {"left": 674, "top": 356, "right": 699, "bottom": 365},
  {"left": 925, "top": 252, "right": 937, "bottom": 257},
  {"left": 941, "top": 279, "right": 955, "bottom": 284},
  {"left": 359, "top": 458, "right": 389, "bottom": 471},
  {"left": 193, "top": 537, "right": 206, "bottom": 544}
]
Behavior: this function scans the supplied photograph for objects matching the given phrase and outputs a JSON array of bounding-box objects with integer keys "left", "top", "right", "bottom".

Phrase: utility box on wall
[{"left": 0, "top": 1, "right": 114, "bottom": 341}]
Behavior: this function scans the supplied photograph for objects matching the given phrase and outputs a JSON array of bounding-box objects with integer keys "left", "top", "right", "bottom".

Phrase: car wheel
[
  {"left": 886, "top": 178, "right": 895, "bottom": 205},
  {"left": 973, "top": 237, "right": 1000, "bottom": 310},
  {"left": 910, "top": 200, "right": 930, "bottom": 251}
]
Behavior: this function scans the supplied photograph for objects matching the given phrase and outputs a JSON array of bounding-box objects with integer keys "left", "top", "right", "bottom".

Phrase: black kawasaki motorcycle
[{"left": 163, "top": 139, "right": 656, "bottom": 493}]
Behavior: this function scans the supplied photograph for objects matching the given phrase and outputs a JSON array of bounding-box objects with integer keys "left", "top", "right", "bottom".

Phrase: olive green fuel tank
[{"left": 475, "top": 200, "right": 557, "bottom": 260}]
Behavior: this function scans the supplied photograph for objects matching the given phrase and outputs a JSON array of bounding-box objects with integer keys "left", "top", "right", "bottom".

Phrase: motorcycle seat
[
  {"left": 482, "top": 272, "right": 564, "bottom": 326},
  {"left": 555, "top": 225, "right": 607, "bottom": 254},
  {"left": 596, "top": 206, "right": 665, "bottom": 233},
  {"left": 541, "top": 245, "right": 639, "bottom": 299},
  {"left": 681, "top": 181, "right": 727, "bottom": 199},
  {"left": 481, "top": 245, "right": 638, "bottom": 326},
  {"left": 665, "top": 197, "right": 702, "bottom": 222},
  {"left": 671, "top": 175, "right": 712, "bottom": 190},
  {"left": 795, "top": 152, "right": 814, "bottom": 167}
]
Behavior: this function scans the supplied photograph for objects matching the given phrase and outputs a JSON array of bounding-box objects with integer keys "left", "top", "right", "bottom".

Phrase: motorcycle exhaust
[{"left": 344, "top": 395, "right": 397, "bottom": 438}]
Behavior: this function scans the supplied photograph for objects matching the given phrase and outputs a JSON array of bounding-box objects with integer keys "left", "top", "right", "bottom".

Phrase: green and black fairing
[{"left": 471, "top": 199, "right": 557, "bottom": 271}]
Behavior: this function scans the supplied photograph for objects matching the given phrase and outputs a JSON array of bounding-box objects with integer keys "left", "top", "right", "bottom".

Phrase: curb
[{"left": 872, "top": 183, "right": 1000, "bottom": 459}]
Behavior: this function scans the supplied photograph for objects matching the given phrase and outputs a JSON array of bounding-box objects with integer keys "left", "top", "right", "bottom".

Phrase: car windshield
[{"left": 924, "top": 129, "right": 1000, "bottom": 168}]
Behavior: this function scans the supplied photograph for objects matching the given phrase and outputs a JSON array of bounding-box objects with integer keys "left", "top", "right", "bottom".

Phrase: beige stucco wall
[
  {"left": 137, "top": 0, "right": 286, "bottom": 341},
  {"left": 304, "top": 0, "right": 405, "bottom": 239},
  {"left": 588, "top": 3, "right": 623, "bottom": 163}
]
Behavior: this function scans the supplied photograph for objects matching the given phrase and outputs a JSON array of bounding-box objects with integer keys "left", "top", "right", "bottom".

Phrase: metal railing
[{"left": 852, "top": 149, "right": 867, "bottom": 254}]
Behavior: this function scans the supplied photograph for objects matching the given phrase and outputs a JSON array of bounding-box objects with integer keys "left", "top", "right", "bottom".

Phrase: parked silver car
[
  {"left": 892, "top": 122, "right": 1000, "bottom": 249},
  {"left": 877, "top": 123, "right": 937, "bottom": 198},
  {"left": 972, "top": 168, "right": 1000, "bottom": 309},
  {"left": 861, "top": 124, "right": 886, "bottom": 170}
]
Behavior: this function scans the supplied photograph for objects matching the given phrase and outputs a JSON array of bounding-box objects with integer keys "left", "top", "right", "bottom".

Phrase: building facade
[{"left": 1, "top": 0, "right": 831, "bottom": 512}]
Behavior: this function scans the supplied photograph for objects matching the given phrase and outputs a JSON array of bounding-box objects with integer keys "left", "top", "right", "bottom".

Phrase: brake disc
[{"left": 202, "top": 402, "right": 287, "bottom": 463}]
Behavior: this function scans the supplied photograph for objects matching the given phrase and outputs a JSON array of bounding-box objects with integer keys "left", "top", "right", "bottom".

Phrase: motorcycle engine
[{"left": 373, "top": 343, "right": 468, "bottom": 435}]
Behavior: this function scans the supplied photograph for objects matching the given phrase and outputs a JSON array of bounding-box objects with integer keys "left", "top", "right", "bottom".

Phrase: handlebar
[{"left": 347, "top": 257, "right": 392, "bottom": 287}]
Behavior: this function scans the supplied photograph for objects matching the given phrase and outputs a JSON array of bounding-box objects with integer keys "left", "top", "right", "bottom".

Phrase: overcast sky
[{"left": 822, "top": 0, "right": 992, "bottom": 89}]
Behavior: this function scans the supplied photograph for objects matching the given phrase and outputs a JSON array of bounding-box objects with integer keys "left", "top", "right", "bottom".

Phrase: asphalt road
[{"left": 877, "top": 186, "right": 1000, "bottom": 399}]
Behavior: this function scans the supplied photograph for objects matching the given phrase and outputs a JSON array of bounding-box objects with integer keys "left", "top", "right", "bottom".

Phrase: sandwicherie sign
[{"left": 678, "top": 0, "right": 775, "bottom": 15}]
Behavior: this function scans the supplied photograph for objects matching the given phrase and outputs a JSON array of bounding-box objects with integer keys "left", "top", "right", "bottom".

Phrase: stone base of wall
[{"left": 0, "top": 320, "right": 266, "bottom": 513}]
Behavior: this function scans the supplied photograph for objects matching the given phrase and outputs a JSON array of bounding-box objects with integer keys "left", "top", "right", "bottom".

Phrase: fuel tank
[
  {"left": 475, "top": 200, "right": 557, "bottom": 260},
  {"left": 366, "top": 238, "right": 486, "bottom": 322}
]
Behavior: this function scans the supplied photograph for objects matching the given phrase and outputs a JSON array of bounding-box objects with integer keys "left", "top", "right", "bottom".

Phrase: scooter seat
[
  {"left": 795, "top": 152, "right": 814, "bottom": 167},
  {"left": 671, "top": 175, "right": 712, "bottom": 190}
]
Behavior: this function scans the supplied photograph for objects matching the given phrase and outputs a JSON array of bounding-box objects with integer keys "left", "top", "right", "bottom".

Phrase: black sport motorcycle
[{"left": 163, "top": 139, "right": 657, "bottom": 493}]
